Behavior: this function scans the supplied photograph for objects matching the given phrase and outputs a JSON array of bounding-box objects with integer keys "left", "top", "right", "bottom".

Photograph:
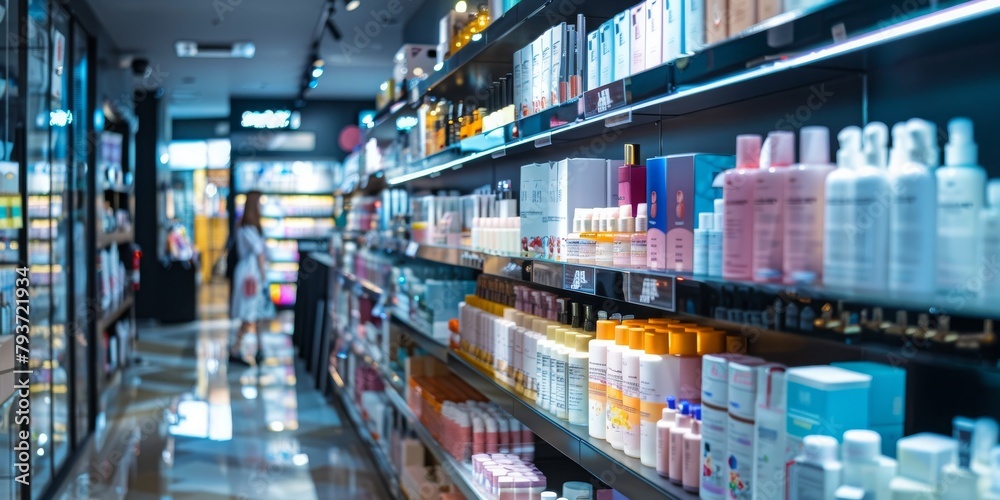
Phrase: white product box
[
  {"left": 393, "top": 44, "right": 437, "bottom": 83},
  {"left": 550, "top": 24, "right": 565, "bottom": 107},
  {"left": 613, "top": 10, "right": 631, "bottom": 80},
  {"left": 520, "top": 44, "right": 533, "bottom": 117},
  {"left": 587, "top": 30, "right": 601, "bottom": 90},
  {"left": 663, "top": 0, "right": 683, "bottom": 62},
  {"left": 598, "top": 21, "right": 614, "bottom": 86},
  {"left": 552, "top": 158, "right": 614, "bottom": 261},
  {"left": 631, "top": 3, "right": 646, "bottom": 74},
  {"left": 520, "top": 162, "right": 551, "bottom": 258},
  {"left": 539, "top": 30, "right": 552, "bottom": 112},
  {"left": 706, "top": 0, "right": 728, "bottom": 44},
  {"left": 685, "top": 0, "right": 706, "bottom": 54},
  {"left": 531, "top": 36, "right": 543, "bottom": 114},
  {"left": 645, "top": 0, "right": 663, "bottom": 68},
  {"left": 513, "top": 48, "right": 523, "bottom": 117}
]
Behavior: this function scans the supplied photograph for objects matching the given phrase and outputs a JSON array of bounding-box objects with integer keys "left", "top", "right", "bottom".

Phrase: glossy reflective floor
[{"left": 54, "top": 316, "right": 390, "bottom": 499}]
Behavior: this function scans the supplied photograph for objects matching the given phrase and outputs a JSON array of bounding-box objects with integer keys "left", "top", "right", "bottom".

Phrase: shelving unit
[{"left": 305, "top": 0, "right": 1000, "bottom": 497}]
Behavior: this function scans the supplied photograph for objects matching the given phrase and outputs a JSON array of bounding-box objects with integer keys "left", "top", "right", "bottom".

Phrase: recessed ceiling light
[
  {"left": 346, "top": 0, "right": 360, "bottom": 11},
  {"left": 175, "top": 41, "right": 256, "bottom": 59}
]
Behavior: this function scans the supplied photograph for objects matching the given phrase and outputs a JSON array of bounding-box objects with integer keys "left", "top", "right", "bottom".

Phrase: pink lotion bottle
[
  {"left": 783, "top": 126, "right": 836, "bottom": 285},
  {"left": 752, "top": 131, "right": 795, "bottom": 283},
  {"left": 669, "top": 400, "right": 692, "bottom": 484},
  {"left": 656, "top": 396, "right": 678, "bottom": 477},
  {"left": 723, "top": 135, "right": 762, "bottom": 281},
  {"left": 683, "top": 405, "right": 702, "bottom": 493},
  {"left": 631, "top": 203, "right": 648, "bottom": 269}
]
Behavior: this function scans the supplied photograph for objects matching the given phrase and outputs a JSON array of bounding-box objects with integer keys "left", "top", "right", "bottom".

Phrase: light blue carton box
[
  {"left": 786, "top": 366, "right": 872, "bottom": 451},
  {"left": 832, "top": 361, "right": 906, "bottom": 457}
]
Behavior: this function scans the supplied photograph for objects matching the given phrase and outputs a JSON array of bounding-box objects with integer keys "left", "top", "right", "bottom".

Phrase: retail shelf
[
  {"left": 97, "top": 229, "right": 134, "bottom": 248},
  {"left": 389, "top": 310, "right": 449, "bottom": 364},
  {"left": 390, "top": 0, "right": 1000, "bottom": 185},
  {"left": 340, "top": 270, "right": 385, "bottom": 297},
  {"left": 238, "top": 191, "right": 335, "bottom": 197},
  {"left": 98, "top": 295, "right": 134, "bottom": 332},
  {"left": 382, "top": 384, "right": 487, "bottom": 499},
  {"left": 366, "top": 99, "right": 417, "bottom": 142},
  {"left": 350, "top": 335, "right": 405, "bottom": 393},
  {"left": 329, "top": 367, "right": 402, "bottom": 499},
  {"left": 446, "top": 350, "right": 696, "bottom": 500}
]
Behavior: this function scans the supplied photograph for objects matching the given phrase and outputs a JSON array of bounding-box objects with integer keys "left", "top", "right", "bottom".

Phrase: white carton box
[
  {"left": 586, "top": 31, "right": 600, "bottom": 91},
  {"left": 598, "top": 21, "right": 614, "bottom": 85},
  {"left": 613, "top": 10, "right": 631, "bottom": 80},
  {"left": 631, "top": 3, "right": 646, "bottom": 74},
  {"left": 645, "top": 0, "right": 663, "bottom": 68}
]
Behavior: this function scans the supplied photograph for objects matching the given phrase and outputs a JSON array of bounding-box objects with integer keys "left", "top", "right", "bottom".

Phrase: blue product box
[
  {"left": 832, "top": 361, "right": 906, "bottom": 457},
  {"left": 786, "top": 366, "right": 871, "bottom": 449}
]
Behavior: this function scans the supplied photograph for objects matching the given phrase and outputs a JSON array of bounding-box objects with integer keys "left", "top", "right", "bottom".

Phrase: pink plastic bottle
[
  {"left": 751, "top": 131, "right": 795, "bottom": 283},
  {"left": 723, "top": 135, "right": 762, "bottom": 281},
  {"left": 682, "top": 405, "right": 702, "bottom": 493},
  {"left": 783, "top": 126, "right": 836, "bottom": 285},
  {"left": 669, "top": 400, "right": 692, "bottom": 484},
  {"left": 656, "top": 396, "right": 678, "bottom": 477}
]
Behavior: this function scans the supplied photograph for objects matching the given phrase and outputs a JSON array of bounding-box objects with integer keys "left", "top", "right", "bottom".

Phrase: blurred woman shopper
[{"left": 229, "top": 191, "right": 273, "bottom": 365}]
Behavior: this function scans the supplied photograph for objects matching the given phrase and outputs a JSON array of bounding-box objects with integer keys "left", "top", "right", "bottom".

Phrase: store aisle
[{"left": 54, "top": 319, "right": 390, "bottom": 500}]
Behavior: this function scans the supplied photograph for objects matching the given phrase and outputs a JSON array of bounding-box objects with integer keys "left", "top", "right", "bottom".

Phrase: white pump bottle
[
  {"left": 888, "top": 119, "right": 938, "bottom": 295},
  {"left": 936, "top": 117, "right": 987, "bottom": 291},
  {"left": 823, "top": 126, "right": 862, "bottom": 289}
]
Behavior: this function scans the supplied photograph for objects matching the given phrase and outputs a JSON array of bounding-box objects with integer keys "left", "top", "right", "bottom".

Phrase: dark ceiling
[{"left": 85, "top": 0, "right": 427, "bottom": 118}]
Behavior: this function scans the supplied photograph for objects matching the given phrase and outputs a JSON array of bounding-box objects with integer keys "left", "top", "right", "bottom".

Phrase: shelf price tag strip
[
  {"left": 626, "top": 272, "right": 676, "bottom": 312},
  {"left": 583, "top": 80, "right": 628, "bottom": 119},
  {"left": 563, "top": 264, "right": 597, "bottom": 295}
]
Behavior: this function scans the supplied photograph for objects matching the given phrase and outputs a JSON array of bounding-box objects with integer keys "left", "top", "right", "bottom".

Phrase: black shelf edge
[
  {"left": 382, "top": 385, "right": 486, "bottom": 499},
  {"left": 389, "top": 310, "right": 449, "bottom": 364},
  {"left": 340, "top": 270, "right": 385, "bottom": 297},
  {"left": 235, "top": 191, "right": 335, "bottom": 197},
  {"left": 446, "top": 351, "right": 695, "bottom": 500},
  {"left": 98, "top": 295, "right": 134, "bottom": 333},
  {"left": 329, "top": 367, "right": 402, "bottom": 499}
]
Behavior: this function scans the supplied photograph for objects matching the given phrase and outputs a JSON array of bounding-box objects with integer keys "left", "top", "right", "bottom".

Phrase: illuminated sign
[{"left": 240, "top": 110, "right": 301, "bottom": 130}]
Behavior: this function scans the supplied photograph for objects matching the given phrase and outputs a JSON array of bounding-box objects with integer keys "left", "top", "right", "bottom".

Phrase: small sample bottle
[
  {"left": 693, "top": 212, "right": 712, "bottom": 275},
  {"left": 669, "top": 400, "right": 692, "bottom": 484},
  {"left": 838, "top": 429, "right": 896, "bottom": 500},
  {"left": 708, "top": 200, "right": 724, "bottom": 277},
  {"left": 614, "top": 204, "right": 635, "bottom": 267},
  {"left": 656, "top": 396, "right": 678, "bottom": 478},
  {"left": 578, "top": 209, "right": 598, "bottom": 265},
  {"left": 789, "top": 435, "right": 842, "bottom": 500},
  {"left": 631, "top": 202, "right": 649, "bottom": 269},
  {"left": 596, "top": 207, "right": 617, "bottom": 266},
  {"left": 683, "top": 405, "right": 703, "bottom": 493}
]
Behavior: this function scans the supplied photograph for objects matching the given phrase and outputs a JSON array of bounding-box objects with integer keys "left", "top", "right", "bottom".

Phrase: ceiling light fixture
[
  {"left": 325, "top": 17, "right": 342, "bottom": 41},
  {"left": 175, "top": 41, "right": 255, "bottom": 59},
  {"left": 346, "top": 0, "right": 360, "bottom": 11},
  {"left": 455, "top": 0, "right": 467, "bottom": 13},
  {"left": 312, "top": 67, "right": 324, "bottom": 78}
]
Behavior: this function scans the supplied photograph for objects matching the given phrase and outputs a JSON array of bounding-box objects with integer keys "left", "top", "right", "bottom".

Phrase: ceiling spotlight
[
  {"left": 312, "top": 67, "right": 324, "bottom": 78},
  {"left": 312, "top": 58, "right": 324, "bottom": 67},
  {"left": 346, "top": 0, "right": 360, "bottom": 11},
  {"left": 455, "top": 0, "right": 467, "bottom": 13},
  {"left": 308, "top": 79, "right": 319, "bottom": 89}
]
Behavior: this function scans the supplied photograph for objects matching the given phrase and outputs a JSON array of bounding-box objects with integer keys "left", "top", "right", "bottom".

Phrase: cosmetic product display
[{"left": 513, "top": 23, "right": 582, "bottom": 118}]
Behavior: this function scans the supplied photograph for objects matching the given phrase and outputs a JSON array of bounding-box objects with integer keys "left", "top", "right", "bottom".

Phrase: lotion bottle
[
  {"left": 631, "top": 203, "right": 648, "bottom": 269},
  {"left": 709, "top": 200, "right": 724, "bottom": 277},
  {"left": 783, "top": 126, "right": 835, "bottom": 285},
  {"left": 669, "top": 400, "right": 692, "bottom": 484},
  {"left": 838, "top": 429, "right": 896, "bottom": 500},
  {"left": 589, "top": 319, "right": 617, "bottom": 439},
  {"left": 640, "top": 331, "right": 671, "bottom": 467},
  {"left": 567, "top": 335, "right": 592, "bottom": 426},
  {"left": 723, "top": 135, "right": 762, "bottom": 281},
  {"left": 888, "top": 118, "right": 938, "bottom": 295},
  {"left": 752, "top": 130, "right": 795, "bottom": 283},
  {"left": 622, "top": 327, "right": 646, "bottom": 458},
  {"left": 936, "top": 117, "right": 987, "bottom": 291},
  {"left": 979, "top": 447, "right": 1000, "bottom": 500},
  {"left": 754, "top": 366, "right": 791, "bottom": 500},
  {"left": 823, "top": 126, "right": 862, "bottom": 289},
  {"left": 566, "top": 208, "right": 584, "bottom": 263},
  {"left": 790, "top": 435, "right": 842, "bottom": 500},
  {"left": 656, "top": 396, "right": 678, "bottom": 477},
  {"left": 850, "top": 122, "right": 892, "bottom": 291},
  {"left": 578, "top": 209, "right": 598, "bottom": 265},
  {"left": 553, "top": 330, "right": 576, "bottom": 419},
  {"left": 596, "top": 207, "right": 617, "bottom": 266},
  {"left": 606, "top": 325, "right": 630, "bottom": 449},
  {"left": 619, "top": 144, "right": 647, "bottom": 217},
  {"left": 614, "top": 204, "right": 635, "bottom": 267},
  {"left": 683, "top": 405, "right": 703, "bottom": 493},
  {"left": 981, "top": 181, "right": 1000, "bottom": 301}
]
